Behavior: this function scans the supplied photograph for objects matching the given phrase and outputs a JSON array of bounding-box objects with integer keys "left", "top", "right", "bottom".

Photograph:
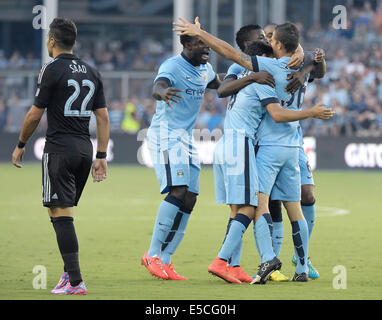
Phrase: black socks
[{"left": 51, "top": 216, "right": 82, "bottom": 286}]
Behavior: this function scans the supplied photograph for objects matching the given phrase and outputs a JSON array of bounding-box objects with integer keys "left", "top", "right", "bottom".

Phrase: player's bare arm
[
  {"left": 217, "top": 71, "right": 275, "bottom": 98},
  {"left": 206, "top": 75, "right": 222, "bottom": 90},
  {"left": 311, "top": 48, "right": 326, "bottom": 79},
  {"left": 92, "top": 108, "right": 110, "bottom": 182},
  {"left": 12, "top": 105, "right": 44, "bottom": 168},
  {"left": 173, "top": 17, "right": 254, "bottom": 71},
  {"left": 152, "top": 79, "right": 184, "bottom": 109},
  {"left": 267, "top": 103, "right": 334, "bottom": 123}
]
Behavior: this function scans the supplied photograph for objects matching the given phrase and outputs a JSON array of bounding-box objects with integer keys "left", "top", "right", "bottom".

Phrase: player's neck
[
  {"left": 181, "top": 51, "right": 200, "bottom": 66},
  {"left": 275, "top": 50, "right": 293, "bottom": 59},
  {"left": 52, "top": 49, "right": 73, "bottom": 59}
]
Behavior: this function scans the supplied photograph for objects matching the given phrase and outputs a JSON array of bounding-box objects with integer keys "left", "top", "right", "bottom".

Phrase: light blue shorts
[
  {"left": 299, "top": 146, "right": 315, "bottom": 186},
  {"left": 147, "top": 137, "right": 200, "bottom": 195},
  {"left": 213, "top": 132, "right": 259, "bottom": 206},
  {"left": 257, "top": 145, "right": 301, "bottom": 202}
]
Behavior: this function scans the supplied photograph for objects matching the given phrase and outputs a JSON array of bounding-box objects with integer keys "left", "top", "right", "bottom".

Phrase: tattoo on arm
[
  {"left": 240, "top": 53, "right": 251, "bottom": 63},
  {"left": 239, "top": 52, "right": 253, "bottom": 70}
]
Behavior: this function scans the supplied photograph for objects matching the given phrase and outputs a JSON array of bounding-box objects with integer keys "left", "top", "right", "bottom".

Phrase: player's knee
[
  {"left": 301, "top": 186, "right": 315, "bottom": 205},
  {"left": 236, "top": 205, "right": 256, "bottom": 219},
  {"left": 169, "top": 186, "right": 188, "bottom": 203},
  {"left": 182, "top": 192, "right": 198, "bottom": 213}
]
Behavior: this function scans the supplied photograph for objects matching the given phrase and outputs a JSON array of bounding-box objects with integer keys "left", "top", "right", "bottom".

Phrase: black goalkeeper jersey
[{"left": 34, "top": 53, "right": 106, "bottom": 156}]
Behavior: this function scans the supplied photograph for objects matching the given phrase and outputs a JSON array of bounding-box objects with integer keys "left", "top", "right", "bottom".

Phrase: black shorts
[{"left": 42, "top": 153, "right": 92, "bottom": 208}]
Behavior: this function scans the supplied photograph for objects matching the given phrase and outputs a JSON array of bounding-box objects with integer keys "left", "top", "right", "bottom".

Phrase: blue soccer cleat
[{"left": 291, "top": 255, "right": 320, "bottom": 279}]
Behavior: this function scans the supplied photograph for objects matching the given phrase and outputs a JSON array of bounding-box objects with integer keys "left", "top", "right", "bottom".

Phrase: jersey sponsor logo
[
  {"left": 177, "top": 170, "right": 184, "bottom": 178},
  {"left": 185, "top": 88, "right": 205, "bottom": 96}
]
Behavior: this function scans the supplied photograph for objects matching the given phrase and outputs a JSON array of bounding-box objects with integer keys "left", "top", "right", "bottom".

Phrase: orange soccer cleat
[
  {"left": 162, "top": 263, "right": 187, "bottom": 280},
  {"left": 141, "top": 251, "right": 169, "bottom": 279},
  {"left": 208, "top": 257, "right": 242, "bottom": 284},
  {"left": 227, "top": 265, "right": 253, "bottom": 283}
]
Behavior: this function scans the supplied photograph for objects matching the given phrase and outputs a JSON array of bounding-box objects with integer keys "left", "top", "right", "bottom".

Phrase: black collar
[
  {"left": 181, "top": 52, "right": 200, "bottom": 67},
  {"left": 55, "top": 53, "right": 78, "bottom": 60}
]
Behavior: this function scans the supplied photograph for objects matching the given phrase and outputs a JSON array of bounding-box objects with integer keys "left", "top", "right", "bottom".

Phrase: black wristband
[
  {"left": 17, "top": 141, "right": 26, "bottom": 148},
  {"left": 96, "top": 151, "right": 107, "bottom": 159}
]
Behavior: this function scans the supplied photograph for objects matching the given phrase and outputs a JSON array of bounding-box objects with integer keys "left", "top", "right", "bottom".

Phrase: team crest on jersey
[{"left": 202, "top": 72, "right": 207, "bottom": 82}]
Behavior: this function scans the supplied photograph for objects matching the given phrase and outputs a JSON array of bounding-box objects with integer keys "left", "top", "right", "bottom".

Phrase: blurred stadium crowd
[{"left": 1, "top": 1, "right": 382, "bottom": 138}]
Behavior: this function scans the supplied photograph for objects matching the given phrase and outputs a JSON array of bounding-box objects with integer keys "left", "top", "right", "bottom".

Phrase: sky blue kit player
[
  {"left": 147, "top": 54, "right": 216, "bottom": 195},
  {"left": 252, "top": 53, "right": 311, "bottom": 277},
  {"left": 142, "top": 34, "right": 221, "bottom": 280},
  {"left": 214, "top": 68, "right": 279, "bottom": 207},
  {"left": 212, "top": 67, "right": 280, "bottom": 268},
  {"left": 253, "top": 54, "right": 308, "bottom": 202}
]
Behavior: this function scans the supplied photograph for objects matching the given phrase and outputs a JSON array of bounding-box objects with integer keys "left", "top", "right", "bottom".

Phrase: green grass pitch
[{"left": 0, "top": 163, "right": 381, "bottom": 300}]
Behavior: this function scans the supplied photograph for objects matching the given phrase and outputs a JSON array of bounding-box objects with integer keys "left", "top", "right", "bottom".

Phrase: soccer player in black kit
[{"left": 12, "top": 18, "right": 110, "bottom": 295}]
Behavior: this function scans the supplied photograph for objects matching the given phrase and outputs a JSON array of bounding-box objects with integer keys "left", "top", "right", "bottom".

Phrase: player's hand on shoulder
[
  {"left": 286, "top": 70, "right": 306, "bottom": 94},
  {"left": 288, "top": 44, "right": 304, "bottom": 70},
  {"left": 314, "top": 48, "right": 325, "bottom": 63},
  {"left": 12, "top": 146, "right": 25, "bottom": 168},
  {"left": 92, "top": 158, "right": 108, "bottom": 183},
  {"left": 250, "top": 71, "right": 275, "bottom": 88},
  {"left": 312, "top": 103, "right": 335, "bottom": 120}
]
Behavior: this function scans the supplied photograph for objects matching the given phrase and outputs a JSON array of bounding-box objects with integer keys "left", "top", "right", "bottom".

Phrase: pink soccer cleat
[
  {"left": 63, "top": 281, "right": 88, "bottom": 295},
  {"left": 50, "top": 272, "right": 69, "bottom": 294}
]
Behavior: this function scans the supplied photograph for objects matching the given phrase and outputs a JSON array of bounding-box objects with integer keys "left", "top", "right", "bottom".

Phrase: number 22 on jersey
[{"left": 64, "top": 79, "right": 95, "bottom": 117}]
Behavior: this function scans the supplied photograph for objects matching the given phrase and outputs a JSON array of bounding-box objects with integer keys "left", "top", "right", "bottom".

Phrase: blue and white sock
[
  {"left": 301, "top": 201, "right": 315, "bottom": 240},
  {"left": 291, "top": 220, "right": 309, "bottom": 274},
  {"left": 160, "top": 208, "right": 191, "bottom": 265},
  {"left": 218, "top": 214, "right": 251, "bottom": 261},
  {"left": 147, "top": 194, "right": 184, "bottom": 258},
  {"left": 253, "top": 214, "right": 275, "bottom": 263}
]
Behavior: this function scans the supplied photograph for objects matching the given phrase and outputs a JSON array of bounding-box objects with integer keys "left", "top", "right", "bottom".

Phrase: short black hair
[
  {"left": 235, "top": 24, "right": 263, "bottom": 52},
  {"left": 274, "top": 22, "right": 299, "bottom": 53},
  {"left": 246, "top": 40, "right": 273, "bottom": 57},
  {"left": 180, "top": 34, "right": 194, "bottom": 47},
  {"left": 49, "top": 18, "right": 77, "bottom": 50}
]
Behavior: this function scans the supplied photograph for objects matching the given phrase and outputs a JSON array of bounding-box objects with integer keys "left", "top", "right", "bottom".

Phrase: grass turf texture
[{"left": 0, "top": 164, "right": 381, "bottom": 300}]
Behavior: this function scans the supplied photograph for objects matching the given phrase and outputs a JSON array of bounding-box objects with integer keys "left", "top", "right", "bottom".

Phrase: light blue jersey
[
  {"left": 148, "top": 53, "right": 216, "bottom": 146},
  {"left": 224, "top": 69, "right": 279, "bottom": 139},
  {"left": 253, "top": 55, "right": 309, "bottom": 147},
  {"left": 147, "top": 53, "right": 216, "bottom": 194},
  {"left": 251, "top": 55, "right": 309, "bottom": 202},
  {"left": 214, "top": 68, "right": 279, "bottom": 206}
]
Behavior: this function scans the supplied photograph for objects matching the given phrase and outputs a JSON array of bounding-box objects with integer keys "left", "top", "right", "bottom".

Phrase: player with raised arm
[
  {"left": 12, "top": 18, "right": 109, "bottom": 295},
  {"left": 209, "top": 40, "right": 333, "bottom": 284},
  {"left": 173, "top": 18, "right": 334, "bottom": 283},
  {"left": 142, "top": 34, "right": 221, "bottom": 280}
]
